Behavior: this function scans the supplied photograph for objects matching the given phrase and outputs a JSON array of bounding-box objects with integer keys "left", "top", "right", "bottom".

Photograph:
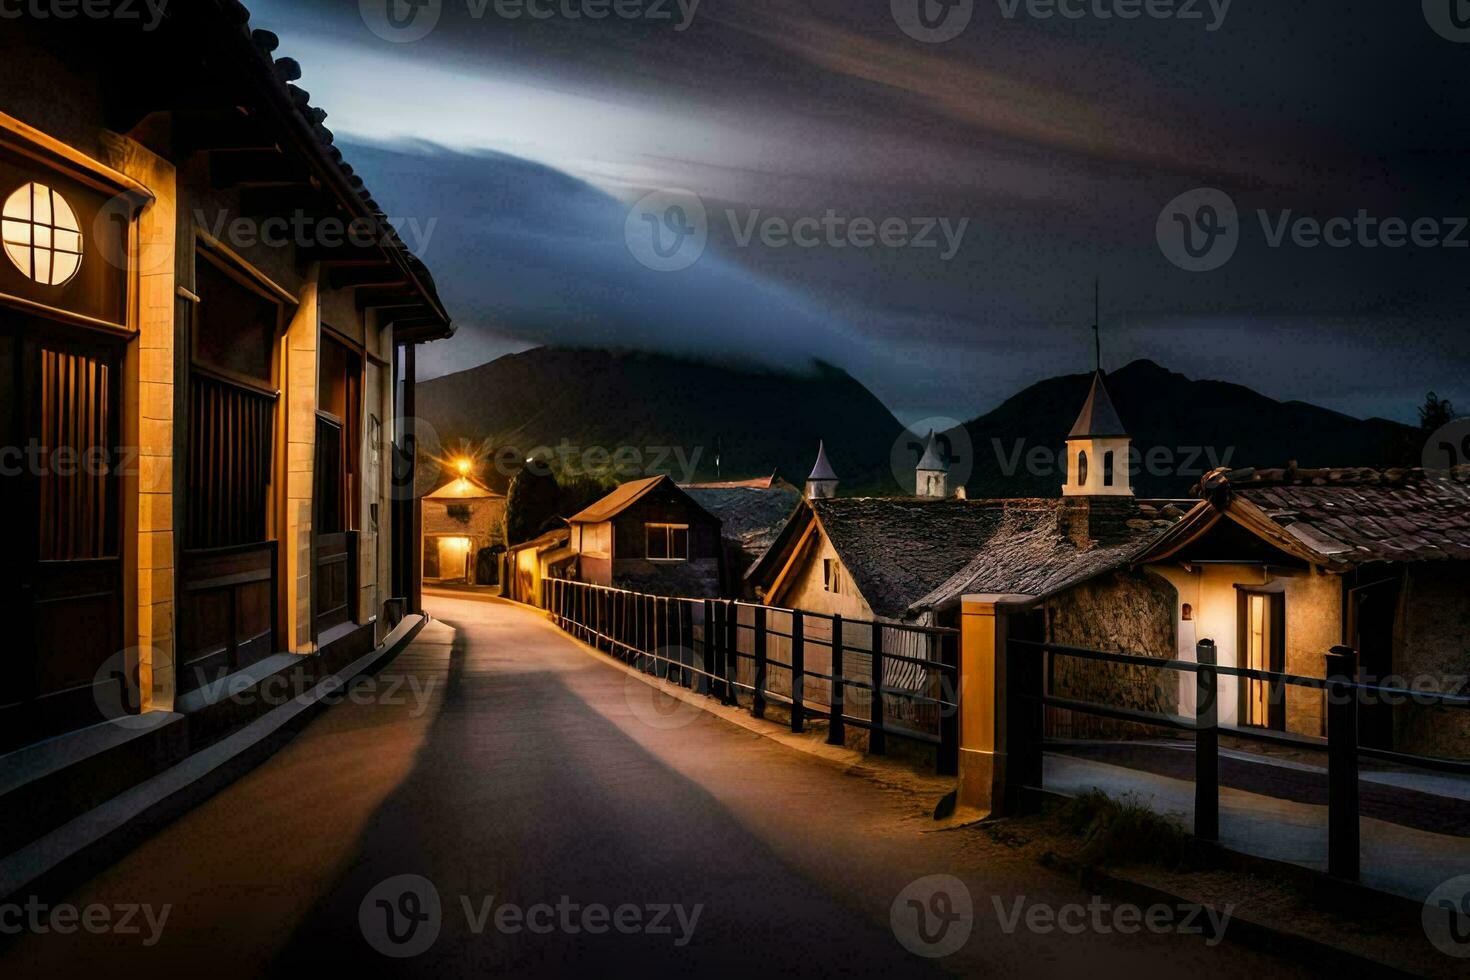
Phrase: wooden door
[{"left": 0, "top": 309, "right": 125, "bottom": 750}]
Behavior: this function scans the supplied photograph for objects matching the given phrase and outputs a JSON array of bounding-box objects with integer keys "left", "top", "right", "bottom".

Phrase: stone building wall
[
  {"left": 1393, "top": 563, "right": 1470, "bottom": 759},
  {"left": 1043, "top": 569, "right": 1179, "bottom": 739}
]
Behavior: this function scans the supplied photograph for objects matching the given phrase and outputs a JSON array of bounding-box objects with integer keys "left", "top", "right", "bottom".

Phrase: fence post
[
  {"left": 724, "top": 601, "right": 739, "bottom": 706},
  {"left": 937, "top": 631, "right": 959, "bottom": 776},
  {"left": 827, "top": 614, "right": 845, "bottom": 746},
  {"left": 790, "top": 610, "right": 805, "bottom": 733},
  {"left": 1004, "top": 637, "right": 1044, "bottom": 815},
  {"left": 1194, "top": 639, "right": 1219, "bottom": 842},
  {"left": 869, "top": 619, "right": 886, "bottom": 756},
  {"left": 682, "top": 602, "right": 698, "bottom": 692},
  {"left": 752, "top": 606, "right": 768, "bottom": 719},
  {"left": 1327, "top": 645, "right": 1360, "bottom": 881},
  {"left": 705, "top": 602, "right": 717, "bottom": 702}
]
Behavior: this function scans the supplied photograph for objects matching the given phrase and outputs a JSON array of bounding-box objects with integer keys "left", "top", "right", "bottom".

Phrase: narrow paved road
[{"left": 1, "top": 596, "right": 1306, "bottom": 978}]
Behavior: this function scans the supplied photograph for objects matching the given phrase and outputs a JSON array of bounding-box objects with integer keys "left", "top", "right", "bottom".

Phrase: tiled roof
[
  {"left": 193, "top": 2, "right": 452, "bottom": 338},
  {"left": 1225, "top": 467, "right": 1470, "bottom": 565}
]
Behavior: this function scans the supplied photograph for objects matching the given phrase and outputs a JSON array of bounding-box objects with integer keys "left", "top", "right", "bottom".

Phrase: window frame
[{"left": 645, "top": 522, "right": 690, "bottom": 563}]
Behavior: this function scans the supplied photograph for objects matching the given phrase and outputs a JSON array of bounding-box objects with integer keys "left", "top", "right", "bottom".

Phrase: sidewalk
[{"left": 1044, "top": 750, "right": 1470, "bottom": 901}]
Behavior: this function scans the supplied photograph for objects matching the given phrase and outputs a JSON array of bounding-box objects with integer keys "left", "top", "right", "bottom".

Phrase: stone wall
[
  {"left": 1044, "top": 569, "right": 1179, "bottom": 739},
  {"left": 1393, "top": 563, "right": 1470, "bottom": 759}
]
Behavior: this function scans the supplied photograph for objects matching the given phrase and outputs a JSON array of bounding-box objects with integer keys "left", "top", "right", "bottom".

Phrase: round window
[{"left": 2, "top": 182, "right": 84, "bottom": 286}]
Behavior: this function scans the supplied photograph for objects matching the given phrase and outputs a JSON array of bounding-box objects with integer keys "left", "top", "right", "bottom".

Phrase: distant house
[
  {"left": 568, "top": 475, "right": 724, "bottom": 597},
  {"left": 684, "top": 472, "right": 801, "bottom": 594},
  {"left": 1132, "top": 464, "right": 1470, "bottom": 756},
  {"left": 421, "top": 467, "right": 505, "bottom": 585},
  {"left": 505, "top": 528, "right": 576, "bottom": 608}
]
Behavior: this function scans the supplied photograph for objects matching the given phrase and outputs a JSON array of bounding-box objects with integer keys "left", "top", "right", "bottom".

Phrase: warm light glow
[
  {"left": 3, "top": 182, "right": 82, "bottom": 286},
  {"left": 455, "top": 457, "right": 472, "bottom": 477}
]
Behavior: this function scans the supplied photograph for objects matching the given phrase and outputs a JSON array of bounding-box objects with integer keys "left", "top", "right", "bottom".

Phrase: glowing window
[{"left": 3, "top": 183, "right": 83, "bottom": 286}]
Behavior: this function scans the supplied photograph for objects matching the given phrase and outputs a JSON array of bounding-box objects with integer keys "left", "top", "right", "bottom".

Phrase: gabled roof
[
  {"left": 910, "top": 508, "right": 1171, "bottom": 614},
  {"left": 1139, "top": 466, "right": 1470, "bottom": 568},
  {"left": 748, "top": 497, "right": 1020, "bottom": 619},
  {"left": 1067, "top": 371, "right": 1127, "bottom": 440},
  {"left": 423, "top": 475, "right": 502, "bottom": 501},
  {"left": 682, "top": 471, "right": 794, "bottom": 491},
  {"left": 916, "top": 431, "right": 948, "bottom": 472},
  {"left": 808, "top": 441, "right": 838, "bottom": 482},
  {"left": 567, "top": 476, "right": 666, "bottom": 524},
  {"left": 567, "top": 474, "right": 720, "bottom": 527}
]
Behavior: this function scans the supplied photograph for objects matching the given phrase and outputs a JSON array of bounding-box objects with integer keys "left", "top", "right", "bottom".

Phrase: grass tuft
[{"left": 1049, "top": 789, "right": 1195, "bottom": 869}]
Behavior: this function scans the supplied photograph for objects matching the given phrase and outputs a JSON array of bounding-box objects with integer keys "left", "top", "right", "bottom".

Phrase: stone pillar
[
  {"left": 284, "top": 267, "right": 321, "bottom": 652},
  {"left": 107, "top": 135, "right": 176, "bottom": 712},
  {"left": 958, "top": 594, "right": 1035, "bottom": 814}
]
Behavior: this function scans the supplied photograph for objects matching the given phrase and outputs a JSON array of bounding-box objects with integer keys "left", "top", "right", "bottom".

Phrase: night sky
[{"left": 253, "top": 0, "right": 1468, "bottom": 426}]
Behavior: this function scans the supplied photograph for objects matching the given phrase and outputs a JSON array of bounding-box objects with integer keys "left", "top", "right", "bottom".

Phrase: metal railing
[
  {"left": 1007, "top": 637, "right": 1470, "bottom": 881},
  {"left": 542, "top": 579, "right": 960, "bottom": 774}
]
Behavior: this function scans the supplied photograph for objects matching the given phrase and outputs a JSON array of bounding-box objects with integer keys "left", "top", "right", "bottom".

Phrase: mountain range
[{"left": 416, "top": 348, "right": 1418, "bottom": 498}]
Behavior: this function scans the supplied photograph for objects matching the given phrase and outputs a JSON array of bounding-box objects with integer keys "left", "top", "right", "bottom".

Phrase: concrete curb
[{"left": 0, "top": 614, "right": 429, "bottom": 923}]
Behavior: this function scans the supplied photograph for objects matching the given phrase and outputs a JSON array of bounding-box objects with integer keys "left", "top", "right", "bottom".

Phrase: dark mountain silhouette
[
  {"left": 958, "top": 359, "right": 1417, "bottom": 498},
  {"left": 415, "top": 347, "right": 906, "bottom": 493}
]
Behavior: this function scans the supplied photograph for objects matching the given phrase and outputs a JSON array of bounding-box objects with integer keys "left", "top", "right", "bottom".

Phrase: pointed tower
[
  {"left": 915, "top": 431, "right": 949, "bottom": 498},
  {"left": 1063, "top": 371, "right": 1131, "bottom": 497},
  {"left": 806, "top": 441, "right": 838, "bottom": 499}
]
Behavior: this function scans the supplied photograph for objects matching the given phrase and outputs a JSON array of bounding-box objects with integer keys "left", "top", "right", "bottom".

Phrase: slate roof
[
  {"left": 1067, "top": 371, "right": 1128, "bottom": 439},
  {"left": 1219, "top": 466, "right": 1470, "bottom": 565},
  {"left": 686, "top": 486, "right": 802, "bottom": 556},
  {"left": 804, "top": 498, "right": 1017, "bottom": 618},
  {"left": 909, "top": 507, "right": 1170, "bottom": 615}
]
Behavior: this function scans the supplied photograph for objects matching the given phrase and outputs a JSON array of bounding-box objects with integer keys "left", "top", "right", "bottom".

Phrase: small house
[
  {"left": 421, "top": 464, "right": 505, "bottom": 585},
  {"left": 1133, "top": 464, "right": 1470, "bottom": 756},
  {"left": 505, "top": 528, "right": 576, "bottom": 608},
  {"left": 567, "top": 475, "right": 724, "bottom": 598}
]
